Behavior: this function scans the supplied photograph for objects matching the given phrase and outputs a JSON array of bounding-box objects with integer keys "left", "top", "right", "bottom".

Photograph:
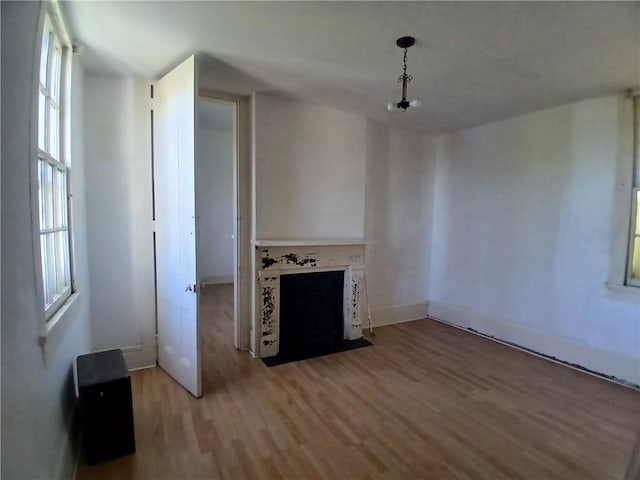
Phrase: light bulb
[
  {"left": 387, "top": 102, "right": 395, "bottom": 112},
  {"left": 410, "top": 98, "right": 422, "bottom": 108}
]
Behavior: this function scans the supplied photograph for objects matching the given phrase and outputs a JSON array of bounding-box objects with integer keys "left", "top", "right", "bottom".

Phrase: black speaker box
[{"left": 76, "top": 349, "right": 136, "bottom": 465}]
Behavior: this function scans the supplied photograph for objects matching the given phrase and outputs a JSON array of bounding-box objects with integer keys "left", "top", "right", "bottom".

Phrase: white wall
[
  {"left": 254, "top": 93, "right": 367, "bottom": 239},
  {"left": 84, "top": 74, "right": 156, "bottom": 369},
  {"left": 1, "top": 2, "right": 92, "bottom": 478},
  {"left": 364, "top": 122, "right": 435, "bottom": 325},
  {"left": 429, "top": 95, "right": 640, "bottom": 383},
  {"left": 197, "top": 125, "right": 234, "bottom": 282},
  {"left": 252, "top": 93, "right": 436, "bottom": 328}
]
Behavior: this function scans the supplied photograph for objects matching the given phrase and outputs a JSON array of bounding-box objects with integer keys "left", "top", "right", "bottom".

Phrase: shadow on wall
[
  {"left": 432, "top": 105, "right": 575, "bottom": 329},
  {"left": 199, "top": 54, "right": 274, "bottom": 96},
  {"left": 364, "top": 122, "right": 391, "bottom": 308},
  {"left": 363, "top": 121, "right": 433, "bottom": 310}
]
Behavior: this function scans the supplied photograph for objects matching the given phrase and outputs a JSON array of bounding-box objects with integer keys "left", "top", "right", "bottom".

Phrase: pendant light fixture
[{"left": 387, "top": 36, "right": 421, "bottom": 112}]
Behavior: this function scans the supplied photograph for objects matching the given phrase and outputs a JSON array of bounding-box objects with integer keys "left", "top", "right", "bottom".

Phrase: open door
[{"left": 153, "top": 55, "right": 201, "bottom": 397}]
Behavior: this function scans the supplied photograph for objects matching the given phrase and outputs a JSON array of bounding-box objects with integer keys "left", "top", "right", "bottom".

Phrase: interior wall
[
  {"left": 363, "top": 122, "right": 435, "bottom": 325},
  {"left": 197, "top": 122, "right": 234, "bottom": 282},
  {"left": 429, "top": 95, "right": 640, "bottom": 383},
  {"left": 252, "top": 93, "right": 437, "bottom": 331},
  {"left": 1, "top": 2, "right": 92, "bottom": 478},
  {"left": 253, "top": 92, "right": 367, "bottom": 239},
  {"left": 84, "top": 73, "right": 156, "bottom": 369}
]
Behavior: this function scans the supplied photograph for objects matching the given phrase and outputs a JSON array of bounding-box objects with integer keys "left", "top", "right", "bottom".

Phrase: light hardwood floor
[{"left": 77, "top": 283, "right": 640, "bottom": 479}]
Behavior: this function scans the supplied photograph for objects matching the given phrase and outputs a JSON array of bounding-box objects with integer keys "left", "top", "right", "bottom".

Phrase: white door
[{"left": 154, "top": 55, "right": 201, "bottom": 397}]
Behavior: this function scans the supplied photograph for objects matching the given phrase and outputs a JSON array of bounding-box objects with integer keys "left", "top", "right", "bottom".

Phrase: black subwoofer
[{"left": 76, "top": 349, "right": 136, "bottom": 464}]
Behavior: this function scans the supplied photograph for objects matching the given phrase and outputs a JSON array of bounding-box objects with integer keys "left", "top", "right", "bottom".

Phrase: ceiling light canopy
[{"left": 387, "top": 36, "right": 421, "bottom": 112}]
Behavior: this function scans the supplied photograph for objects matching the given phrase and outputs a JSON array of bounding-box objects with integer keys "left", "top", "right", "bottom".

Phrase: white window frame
[
  {"left": 626, "top": 95, "right": 640, "bottom": 287},
  {"left": 32, "top": 1, "right": 78, "bottom": 342}
]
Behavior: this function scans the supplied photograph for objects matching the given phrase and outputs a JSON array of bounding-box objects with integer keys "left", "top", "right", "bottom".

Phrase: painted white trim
[
  {"left": 79, "top": 344, "right": 158, "bottom": 372},
  {"left": 90, "top": 345, "right": 157, "bottom": 371},
  {"left": 253, "top": 238, "right": 372, "bottom": 247},
  {"left": 427, "top": 300, "right": 640, "bottom": 385},
  {"left": 626, "top": 97, "right": 640, "bottom": 286},
  {"left": 39, "top": 292, "right": 82, "bottom": 365},
  {"left": 370, "top": 302, "right": 429, "bottom": 327},
  {"left": 120, "top": 344, "right": 158, "bottom": 371},
  {"left": 39, "top": 292, "right": 80, "bottom": 343},
  {"left": 200, "top": 274, "right": 233, "bottom": 285},
  {"left": 31, "top": 0, "right": 78, "bottom": 351},
  {"left": 278, "top": 265, "right": 349, "bottom": 275},
  {"left": 605, "top": 282, "right": 640, "bottom": 293}
]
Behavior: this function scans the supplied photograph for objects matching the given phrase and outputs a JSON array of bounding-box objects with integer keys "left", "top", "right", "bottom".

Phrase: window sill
[{"left": 39, "top": 291, "right": 81, "bottom": 348}]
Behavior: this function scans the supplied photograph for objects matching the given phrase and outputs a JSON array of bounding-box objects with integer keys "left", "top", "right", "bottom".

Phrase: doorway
[
  {"left": 197, "top": 96, "right": 237, "bottom": 348},
  {"left": 196, "top": 90, "right": 252, "bottom": 355},
  {"left": 153, "top": 57, "right": 252, "bottom": 397}
]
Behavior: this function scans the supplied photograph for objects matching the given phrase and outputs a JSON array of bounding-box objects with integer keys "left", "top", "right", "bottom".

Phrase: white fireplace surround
[{"left": 252, "top": 239, "right": 370, "bottom": 358}]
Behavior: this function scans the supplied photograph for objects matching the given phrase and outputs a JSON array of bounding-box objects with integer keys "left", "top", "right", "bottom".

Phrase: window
[
  {"left": 35, "top": 6, "right": 73, "bottom": 319},
  {"left": 627, "top": 95, "right": 640, "bottom": 287}
]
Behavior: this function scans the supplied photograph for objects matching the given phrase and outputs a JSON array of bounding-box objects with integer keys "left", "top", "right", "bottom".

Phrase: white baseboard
[
  {"left": 121, "top": 344, "right": 157, "bottom": 370},
  {"left": 369, "top": 302, "right": 429, "bottom": 328},
  {"left": 201, "top": 275, "right": 233, "bottom": 285},
  {"left": 89, "top": 344, "right": 156, "bottom": 370},
  {"left": 427, "top": 300, "right": 640, "bottom": 386}
]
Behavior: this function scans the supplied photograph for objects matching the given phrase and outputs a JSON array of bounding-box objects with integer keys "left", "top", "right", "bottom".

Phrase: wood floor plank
[{"left": 77, "top": 283, "right": 640, "bottom": 479}]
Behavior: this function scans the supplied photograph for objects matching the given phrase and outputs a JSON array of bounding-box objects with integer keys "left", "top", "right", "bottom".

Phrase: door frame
[{"left": 199, "top": 88, "right": 252, "bottom": 351}]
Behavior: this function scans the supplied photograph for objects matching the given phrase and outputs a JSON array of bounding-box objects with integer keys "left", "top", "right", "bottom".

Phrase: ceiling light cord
[{"left": 397, "top": 47, "right": 413, "bottom": 110}]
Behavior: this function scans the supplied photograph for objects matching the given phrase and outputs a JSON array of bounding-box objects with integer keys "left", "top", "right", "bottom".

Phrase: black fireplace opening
[{"left": 279, "top": 270, "right": 345, "bottom": 359}]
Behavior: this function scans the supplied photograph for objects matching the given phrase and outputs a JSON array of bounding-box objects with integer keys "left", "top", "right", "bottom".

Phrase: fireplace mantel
[
  {"left": 252, "top": 240, "right": 370, "bottom": 358},
  {"left": 253, "top": 239, "right": 372, "bottom": 247}
]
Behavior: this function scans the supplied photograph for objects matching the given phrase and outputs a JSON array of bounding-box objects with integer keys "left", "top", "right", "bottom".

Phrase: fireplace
[{"left": 252, "top": 240, "right": 368, "bottom": 358}]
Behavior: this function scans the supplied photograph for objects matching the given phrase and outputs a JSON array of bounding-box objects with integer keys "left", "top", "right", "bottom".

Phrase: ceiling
[{"left": 62, "top": 1, "right": 640, "bottom": 133}]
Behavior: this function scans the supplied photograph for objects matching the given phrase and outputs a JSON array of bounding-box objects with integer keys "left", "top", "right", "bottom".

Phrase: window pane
[
  {"left": 38, "top": 161, "right": 44, "bottom": 228},
  {"left": 50, "top": 39, "right": 62, "bottom": 102},
  {"left": 635, "top": 190, "right": 640, "bottom": 236},
  {"left": 57, "top": 170, "right": 68, "bottom": 228},
  {"left": 53, "top": 167, "right": 62, "bottom": 228},
  {"left": 38, "top": 91, "right": 47, "bottom": 151},
  {"left": 632, "top": 237, "right": 640, "bottom": 280},
  {"left": 48, "top": 101, "right": 59, "bottom": 159},
  {"left": 40, "top": 30, "right": 50, "bottom": 87},
  {"left": 46, "top": 162, "right": 54, "bottom": 230},
  {"left": 44, "top": 232, "right": 56, "bottom": 306},
  {"left": 61, "top": 230, "right": 71, "bottom": 288},
  {"left": 42, "top": 162, "right": 54, "bottom": 230},
  {"left": 57, "top": 230, "right": 71, "bottom": 291},
  {"left": 55, "top": 231, "right": 63, "bottom": 294},
  {"left": 47, "top": 231, "right": 57, "bottom": 300},
  {"left": 40, "top": 233, "right": 50, "bottom": 304}
]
